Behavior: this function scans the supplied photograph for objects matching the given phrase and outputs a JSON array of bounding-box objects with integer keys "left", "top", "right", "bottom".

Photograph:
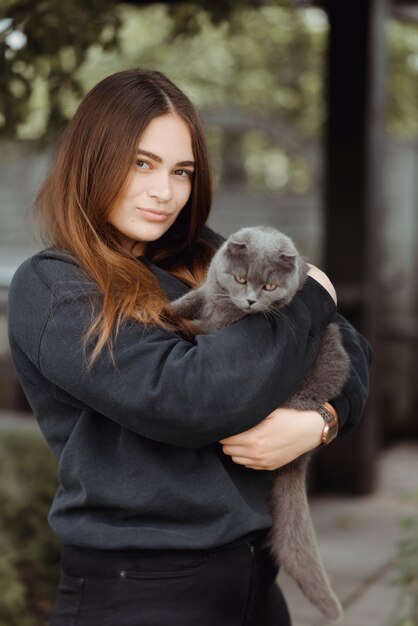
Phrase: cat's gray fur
[{"left": 170, "top": 225, "right": 349, "bottom": 621}]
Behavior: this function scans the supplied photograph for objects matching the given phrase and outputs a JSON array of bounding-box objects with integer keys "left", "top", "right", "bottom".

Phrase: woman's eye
[
  {"left": 234, "top": 275, "right": 247, "bottom": 284},
  {"left": 136, "top": 160, "right": 151, "bottom": 170},
  {"left": 175, "top": 169, "right": 193, "bottom": 178},
  {"left": 263, "top": 283, "right": 277, "bottom": 291}
]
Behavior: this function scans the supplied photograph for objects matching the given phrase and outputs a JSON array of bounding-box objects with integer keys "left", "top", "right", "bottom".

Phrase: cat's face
[{"left": 213, "top": 227, "right": 303, "bottom": 313}]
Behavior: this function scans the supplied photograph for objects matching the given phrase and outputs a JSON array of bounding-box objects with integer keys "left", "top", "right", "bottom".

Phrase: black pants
[{"left": 50, "top": 531, "right": 291, "bottom": 626}]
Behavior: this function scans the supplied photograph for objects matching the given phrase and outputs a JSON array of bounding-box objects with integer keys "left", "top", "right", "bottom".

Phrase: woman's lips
[{"left": 136, "top": 207, "right": 172, "bottom": 221}]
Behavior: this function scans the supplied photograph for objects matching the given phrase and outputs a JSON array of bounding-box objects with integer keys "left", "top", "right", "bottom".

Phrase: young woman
[{"left": 7, "top": 68, "right": 371, "bottom": 626}]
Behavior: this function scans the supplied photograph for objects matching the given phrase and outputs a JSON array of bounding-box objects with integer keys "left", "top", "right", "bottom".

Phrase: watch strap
[{"left": 318, "top": 403, "right": 339, "bottom": 446}]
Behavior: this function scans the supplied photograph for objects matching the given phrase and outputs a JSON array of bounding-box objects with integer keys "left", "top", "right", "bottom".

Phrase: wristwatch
[{"left": 318, "top": 402, "right": 339, "bottom": 446}]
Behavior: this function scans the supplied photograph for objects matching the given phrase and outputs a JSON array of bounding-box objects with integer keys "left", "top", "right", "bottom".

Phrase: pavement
[
  {"left": 279, "top": 442, "right": 418, "bottom": 626},
  {"left": 1, "top": 413, "right": 417, "bottom": 626}
]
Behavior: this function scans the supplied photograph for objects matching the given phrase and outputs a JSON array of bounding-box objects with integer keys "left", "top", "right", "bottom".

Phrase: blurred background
[{"left": 0, "top": 0, "right": 417, "bottom": 625}]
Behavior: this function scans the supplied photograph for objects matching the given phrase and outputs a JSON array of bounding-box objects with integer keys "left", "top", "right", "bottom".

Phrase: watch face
[{"left": 326, "top": 424, "right": 339, "bottom": 445}]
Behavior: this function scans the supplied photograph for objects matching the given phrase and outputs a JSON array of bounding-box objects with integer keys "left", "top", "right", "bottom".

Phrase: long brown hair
[{"left": 35, "top": 68, "right": 214, "bottom": 366}]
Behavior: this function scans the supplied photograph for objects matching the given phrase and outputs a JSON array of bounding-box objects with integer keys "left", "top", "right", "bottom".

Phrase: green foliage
[
  {"left": 0, "top": 0, "right": 417, "bottom": 190},
  {"left": 387, "top": 19, "right": 418, "bottom": 139},
  {"left": 1, "top": 0, "right": 417, "bottom": 143},
  {"left": 0, "top": 0, "right": 328, "bottom": 141},
  {"left": 77, "top": 2, "right": 327, "bottom": 133},
  {"left": 0, "top": 0, "right": 121, "bottom": 138},
  {"left": 391, "top": 494, "right": 418, "bottom": 626},
  {"left": 0, "top": 533, "right": 28, "bottom": 626},
  {"left": 74, "top": 2, "right": 327, "bottom": 193},
  {"left": 0, "top": 423, "right": 60, "bottom": 626}
]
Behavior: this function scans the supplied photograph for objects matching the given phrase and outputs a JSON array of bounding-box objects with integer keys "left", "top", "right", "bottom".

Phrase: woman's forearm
[{"left": 33, "top": 274, "right": 336, "bottom": 449}]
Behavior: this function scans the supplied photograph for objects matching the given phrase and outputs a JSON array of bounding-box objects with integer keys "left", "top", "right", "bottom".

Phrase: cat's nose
[{"left": 247, "top": 299, "right": 256, "bottom": 306}]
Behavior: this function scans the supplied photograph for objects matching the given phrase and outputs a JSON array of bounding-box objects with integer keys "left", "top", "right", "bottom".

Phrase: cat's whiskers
[
  {"left": 264, "top": 307, "right": 297, "bottom": 341},
  {"left": 170, "top": 226, "right": 346, "bottom": 620}
]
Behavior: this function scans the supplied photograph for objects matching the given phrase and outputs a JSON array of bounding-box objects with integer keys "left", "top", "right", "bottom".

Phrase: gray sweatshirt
[{"left": 7, "top": 236, "right": 371, "bottom": 550}]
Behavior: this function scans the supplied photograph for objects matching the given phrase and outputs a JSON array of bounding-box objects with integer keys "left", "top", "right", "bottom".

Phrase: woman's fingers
[
  {"left": 221, "top": 445, "right": 248, "bottom": 456},
  {"left": 220, "top": 407, "right": 325, "bottom": 471},
  {"left": 230, "top": 456, "right": 267, "bottom": 470}
]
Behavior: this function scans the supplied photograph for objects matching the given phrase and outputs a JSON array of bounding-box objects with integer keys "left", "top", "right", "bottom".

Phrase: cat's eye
[
  {"left": 234, "top": 275, "right": 247, "bottom": 284},
  {"left": 263, "top": 283, "right": 277, "bottom": 291}
]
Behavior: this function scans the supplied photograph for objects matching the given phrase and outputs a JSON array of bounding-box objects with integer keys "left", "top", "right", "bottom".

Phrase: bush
[
  {"left": 392, "top": 493, "right": 418, "bottom": 626},
  {"left": 0, "top": 533, "right": 28, "bottom": 626},
  {"left": 0, "top": 421, "right": 61, "bottom": 626}
]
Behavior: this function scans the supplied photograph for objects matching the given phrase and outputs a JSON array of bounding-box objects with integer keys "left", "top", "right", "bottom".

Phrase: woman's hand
[
  {"left": 219, "top": 407, "right": 325, "bottom": 471},
  {"left": 306, "top": 264, "right": 337, "bottom": 305}
]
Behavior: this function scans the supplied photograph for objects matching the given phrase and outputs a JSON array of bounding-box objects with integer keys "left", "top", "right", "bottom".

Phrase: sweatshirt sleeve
[
  {"left": 37, "top": 277, "right": 336, "bottom": 449},
  {"left": 331, "top": 314, "right": 372, "bottom": 436}
]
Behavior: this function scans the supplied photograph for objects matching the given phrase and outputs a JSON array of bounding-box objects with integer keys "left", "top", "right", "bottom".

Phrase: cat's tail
[{"left": 268, "top": 456, "right": 343, "bottom": 622}]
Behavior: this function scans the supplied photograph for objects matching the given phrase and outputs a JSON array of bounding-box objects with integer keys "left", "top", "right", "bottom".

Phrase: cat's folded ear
[
  {"left": 278, "top": 253, "right": 296, "bottom": 271},
  {"left": 226, "top": 239, "right": 247, "bottom": 256}
]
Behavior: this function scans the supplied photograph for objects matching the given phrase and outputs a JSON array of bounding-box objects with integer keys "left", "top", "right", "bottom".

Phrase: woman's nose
[{"left": 147, "top": 172, "right": 172, "bottom": 202}]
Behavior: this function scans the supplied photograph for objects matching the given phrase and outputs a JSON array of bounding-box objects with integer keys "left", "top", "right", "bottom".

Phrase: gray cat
[{"left": 170, "top": 225, "right": 349, "bottom": 621}]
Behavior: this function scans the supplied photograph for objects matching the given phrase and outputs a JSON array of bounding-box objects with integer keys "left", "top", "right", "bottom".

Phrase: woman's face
[{"left": 108, "top": 114, "right": 195, "bottom": 256}]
